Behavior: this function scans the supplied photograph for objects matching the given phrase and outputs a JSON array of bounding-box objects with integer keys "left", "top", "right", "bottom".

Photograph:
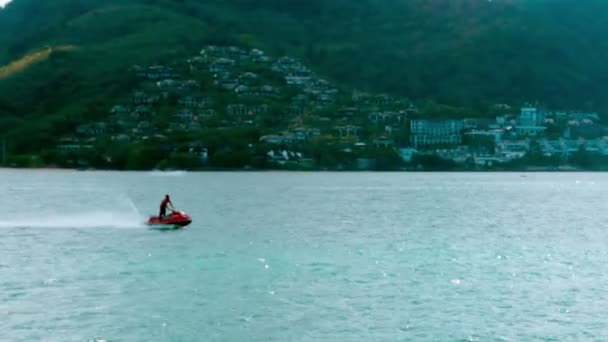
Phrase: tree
[{"left": 411, "top": 154, "right": 456, "bottom": 171}]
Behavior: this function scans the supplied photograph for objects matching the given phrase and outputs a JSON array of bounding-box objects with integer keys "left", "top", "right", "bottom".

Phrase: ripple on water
[{"left": 4, "top": 172, "right": 608, "bottom": 340}]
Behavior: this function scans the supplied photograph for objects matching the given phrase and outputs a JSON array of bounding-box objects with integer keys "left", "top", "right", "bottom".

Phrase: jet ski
[{"left": 147, "top": 210, "right": 192, "bottom": 228}]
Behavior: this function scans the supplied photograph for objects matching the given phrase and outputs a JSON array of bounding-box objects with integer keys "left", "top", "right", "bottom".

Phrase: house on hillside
[
  {"left": 564, "top": 121, "right": 607, "bottom": 139},
  {"left": 538, "top": 139, "right": 583, "bottom": 159},
  {"left": 76, "top": 122, "right": 108, "bottom": 137},
  {"left": 137, "top": 121, "right": 153, "bottom": 132},
  {"left": 518, "top": 107, "right": 546, "bottom": 127},
  {"left": 267, "top": 150, "right": 303, "bottom": 164},
  {"left": 352, "top": 90, "right": 372, "bottom": 103},
  {"left": 495, "top": 141, "right": 530, "bottom": 160},
  {"left": 56, "top": 137, "right": 94, "bottom": 153},
  {"left": 586, "top": 139, "right": 608, "bottom": 155},
  {"left": 174, "top": 109, "right": 195, "bottom": 122},
  {"left": 272, "top": 57, "right": 309, "bottom": 75},
  {"left": 181, "top": 80, "right": 200, "bottom": 90},
  {"left": 338, "top": 107, "right": 359, "bottom": 118},
  {"left": 286, "top": 75, "right": 312, "bottom": 87},
  {"left": 505, "top": 107, "right": 548, "bottom": 138},
  {"left": 226, "top": 46, "right": 249, "bottom": 60},
  {"left": 216, "top": 73, "right": 238, "bottom": 90},
  {"left": 410, "top": 120, "right": 464, "bottom": 148},
  {"left": 132, "top": 91, "right": 148, "bottom": 104},
  {"left": 156, "top": 79, "right": 177, "bottom": 88},
  {"left": 372, "top": 95, "right": 394, "bottom": 106},
  {"left": 516, "top": 126, "right": 547, "bottom": 137},
  {"left": 110, "top": 105, "right": 130, "bottom": 115},
  {"left": 260, "top": 135, "right": 288, "bottom": 145},
  {"left": 464, "top": 129, "right": 504, "bottom": 144},
  {"left": 405, "top": 103, "right": 419, "bottom": 115},
  {"left": 200, "top": 45, "right": 222, "bottom": 58},
  {"left": 134, "top": 105, "right": 153, "bottom": 118},
  {"left": 434, "top": 147, "right": 471, "bottom": 164},
  {"left": 316, "top": 94, "right": 335, "bottom": 106},
  {"left": 463, "top": 118, "right": 482, "bottom": 130},
  {"left": 569, "top": 112, "right": 600, "bottom": 122},
  {"left": 187, "top": 56, "right": 207, "bottom": 72},
  {"left": 239, "top": 72, "right": 259, "bottom": 86},
  {"left": 250, "top": 48, "right": 272, "bottom": 64},
  {"left": 250, "top": 48, "right": 264, "bottom": 58},
  {"left": 291, "top": 127, "right": 321, "bottom": 141},
  {"left": 179, "top": 96, "right": 201, "bottom": 108},
  {"left": 251, "top": 105, "right": 270, "bottom": 115},
  {"left": 260, "top": 85, "right": 280, "bottom": 98},
  {"left": 335, "top": 125, "right": 361, "bottom": 138},
  {"left": 305, "top": 79, "right": 335, "bottom": 95},
  {"left": 199, "top": 109, "right": 216, "bottom": 118},
  {"left": 369, "top": 111, "right": 407, "bottom": 124},
  {"left": 373, "top": 136, "right": 395, "bottom": 148},
  {"left": 210, "top": 58, "right": 236, "bottom": 74},
  {"left": 227, "top": 104, "right": 247, "bottom": 116},
  {"left": 135, "top": 65, "right": 176, "bottom": 80},
  {"left": 111, "top": 134, "right": 131, "bottom": 143},
  {"left": 385, "top": 125, "right": 402, "bottom": 136},
  {"left": 196, "top": 97, "right": 214, "bottom": 109}
]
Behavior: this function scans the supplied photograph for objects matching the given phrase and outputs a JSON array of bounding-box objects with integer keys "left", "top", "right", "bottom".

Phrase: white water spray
[
  {"left": 0, "top": 191, "right": 146, "bottom": 229},
  {"left": 0, "top": 211, "right": 145, "bottom": 229},
  {"left": 147, "top": 170, "right": 187, "bottom": 177}
]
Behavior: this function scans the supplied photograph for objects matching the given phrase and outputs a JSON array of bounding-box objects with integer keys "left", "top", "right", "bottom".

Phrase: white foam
[
  {"left": 148, "top": 170, "right": 187, "bottom": 177},
  {"left": 0, "top": 210, "right": 146, "bottom": 229},
  {"left": 0, "top": 187, "right": 147, "bottom": 229}
]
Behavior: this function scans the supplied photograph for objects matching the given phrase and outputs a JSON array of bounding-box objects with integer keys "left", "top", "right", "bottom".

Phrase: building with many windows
[
  {"left": 410, "top": 120, "right": 464, "bottom": 148},
  {"left": 518, "top": 107, "right": 546, "bottom": 127}
]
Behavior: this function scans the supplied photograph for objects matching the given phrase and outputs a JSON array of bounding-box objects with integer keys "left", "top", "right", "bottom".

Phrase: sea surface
[{"left": 2, "top": 170, "right": 608, "bottom": 341}]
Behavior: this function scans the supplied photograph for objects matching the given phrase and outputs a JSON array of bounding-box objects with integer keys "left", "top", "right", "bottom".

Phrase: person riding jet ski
[{"left": 159, "top": 194, "right": 174, "bottom": 218}]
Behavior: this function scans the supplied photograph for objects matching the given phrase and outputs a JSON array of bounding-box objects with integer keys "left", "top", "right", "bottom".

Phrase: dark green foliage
[
  {"left": 372, "top": 149, "right": 403, "bottom": 171},
  {"left": 1, "top": 0, "right": 608, "bottom": 169},
  {"left": 411, "top": 154, "right": 457, "bottom": 171},
  {"left": 1, "top": 0, "right": 607, "bottom": 111}
]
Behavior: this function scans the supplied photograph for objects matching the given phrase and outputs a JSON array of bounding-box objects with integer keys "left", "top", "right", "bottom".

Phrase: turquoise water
[{"left": 2, "top": 170, "right": 608, "bottom": 341}]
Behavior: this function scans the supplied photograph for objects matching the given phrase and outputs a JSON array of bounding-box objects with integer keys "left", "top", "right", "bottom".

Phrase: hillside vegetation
[{"left": 0, "top": 0, "right": 606, "bottom": 168}]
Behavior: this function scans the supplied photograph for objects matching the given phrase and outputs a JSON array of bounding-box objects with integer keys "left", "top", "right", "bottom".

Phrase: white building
[
  {"left": 465, "top": 129, "right": 504, "bottom": 143},
  {"left": 519, "top": 107, "right": 545, "bottom": 127},
  {"left": 410, "top": 120, "right": 464, "bottom": 148},
  {"left": 495, "top": 141, "right": 530, "bottom": 160}
]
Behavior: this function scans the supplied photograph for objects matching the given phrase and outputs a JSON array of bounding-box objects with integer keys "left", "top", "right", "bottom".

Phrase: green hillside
[
  {"left": 0, "top": 0, "right": 606, "bottom": 169},
  {"left": 2, "top": 0, "right": 608, "bottom": 106}
]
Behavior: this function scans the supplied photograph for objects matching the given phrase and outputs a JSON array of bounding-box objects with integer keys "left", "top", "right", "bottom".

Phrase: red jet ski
[{"left": 147, "top": 210, "right": 192, "bottom": 228}]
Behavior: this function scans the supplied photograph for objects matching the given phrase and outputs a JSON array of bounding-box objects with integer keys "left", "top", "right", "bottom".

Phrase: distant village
[{"left": 55, "top": 45, "right": 608, "bottom": 170}]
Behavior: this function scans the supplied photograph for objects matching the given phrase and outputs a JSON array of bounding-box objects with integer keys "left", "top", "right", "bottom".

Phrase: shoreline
[{"left": 0, "top": 166, "right": 596, "bottom": 173}]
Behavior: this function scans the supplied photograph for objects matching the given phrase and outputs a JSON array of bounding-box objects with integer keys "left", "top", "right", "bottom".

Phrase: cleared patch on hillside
[{"left": 0, "top": 45, "right": 78, "bottom": 80}]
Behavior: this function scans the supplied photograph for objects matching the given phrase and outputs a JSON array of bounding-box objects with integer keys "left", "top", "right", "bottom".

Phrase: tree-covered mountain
[{"left": 0, "top": 0, "right": 606, "bottom": 167}]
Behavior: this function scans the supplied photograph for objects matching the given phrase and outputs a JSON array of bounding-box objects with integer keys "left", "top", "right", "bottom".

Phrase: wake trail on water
[
  {"left": 147, "top": 170, "right": 187, "bottom": 177},
  {"left": 0, "top": 193, "right": 147, "bottom": 229},
  {"left": 0, "top": 211, "right": 146, "bottom": 229}
]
